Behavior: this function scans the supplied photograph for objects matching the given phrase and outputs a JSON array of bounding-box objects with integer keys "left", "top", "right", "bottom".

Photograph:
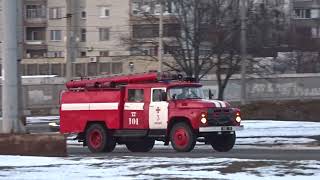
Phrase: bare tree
[{"left": 124, "top": 0, "right": 287, "bottom": 100}]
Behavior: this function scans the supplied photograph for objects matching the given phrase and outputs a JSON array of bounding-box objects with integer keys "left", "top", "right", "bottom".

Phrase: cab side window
[
  {"left": 152, "top": 89, "right": 165, "bottom": 102},
  {"left": 128, "top": 89, "right": 144, "bottom": 102}
]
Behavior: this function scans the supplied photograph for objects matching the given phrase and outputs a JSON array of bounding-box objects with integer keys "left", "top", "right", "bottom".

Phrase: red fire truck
[{"left": 60, "top": 72, "right": 243, "bottom": 153}]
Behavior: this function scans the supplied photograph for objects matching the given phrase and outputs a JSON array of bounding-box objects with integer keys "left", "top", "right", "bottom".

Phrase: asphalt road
[
  {"left": 27, "top": 123, "right": 320, "bottom": 161},
  {"left": 68, "top": 145, "right": 320, "bottom": 161}
]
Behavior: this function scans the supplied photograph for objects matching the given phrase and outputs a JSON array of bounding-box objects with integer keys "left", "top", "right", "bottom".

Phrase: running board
[{"left": 113, "top": 130, "right": 148, "bottom": 137}]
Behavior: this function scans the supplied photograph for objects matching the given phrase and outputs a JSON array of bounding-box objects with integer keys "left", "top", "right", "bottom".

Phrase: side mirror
[
  {"left": 172, "top": 94, "right": 176, "bottom": 100},
  {"left": 161, "top": 91, "right": 167, "bottom": 101},
  {"left": 209, "top": 89, "right": 214, "bottom": 100}
]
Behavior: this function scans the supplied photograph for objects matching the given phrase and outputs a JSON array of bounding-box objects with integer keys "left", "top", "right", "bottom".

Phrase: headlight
[
  {"left": 201, "top": 117, "right": 207, "bottom": 124},
  {"left": 236, "top": 116, "right": 241, "bottom": 123},
  {"left": 200, "top": 113, "right": 207, "bottom": 124}
]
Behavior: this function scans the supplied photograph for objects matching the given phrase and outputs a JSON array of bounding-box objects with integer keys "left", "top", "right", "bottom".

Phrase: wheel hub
[
  {"left": 174, "top": 128, "right": 189, "bottom": 148},
  {"left": 89, "top": 130, "right": 102, "bottom": 149}
]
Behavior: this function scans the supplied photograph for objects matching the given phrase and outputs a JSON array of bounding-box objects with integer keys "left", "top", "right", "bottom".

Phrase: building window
[
  {"left": 26, "top": 50, "right": 46, "bottom": 59},
  {"left": 100, "top": 63, "right": 111, "bottom": 74},
  {"left": 99, "top": 28, "right": 110, "bottom": 41},
  {"left": 311, "top": 27, "right": 320, "bottom": 38},
  {"left": 80, "top": 51, "right": 87, "bottom": 57},
  {"left": 311, "top": 9, "right": 320, "bottom": 19},
  {"left": 47, "top": 51, "right": 64, "bottom": 58},
  {"left": 112, "top": 62, "right": 123, "bottom": 74},
  {"left": 50, "top": 30, "right": 62, "bottom": 41},
  {"left": 133, "top": 24, "right": 158, "bottom": 38},
  {"left": 133, "top": 24, "right": 179, "bottom": 38},
  {"left": 130, "top": 47, "right": 157, "bottom": 56},
  {"left": 81, "top": 11, "right": 87, "bottom": 19},
  {"left": 81, "top": 29, "right": 86, "bottom": 42},
  {"left": 26, "top": 29, "right": 44, "bottom": 41},
  {"left": 100, "top": 51, "right": 109, "bottom": 57},
  {"left": 49, "top": 7, "right": 62, "bottom": 19},
  {"left": 295, "top": 9, "right": 311, "bottom": 19},
  {"left": 164, "top": 24, "right": 180, "bottom": 37},
  {"left": 131, "top": 1, "right": 177, "bottom": 15},
  {"left": 100, "top": 7, "right": 110, "bottom": 17},
  {"left": 26, "top": 5, "right": 46, "bottom": 19},
  {"left": 164, "top": 45, "right": 179, "bottom": 55}
]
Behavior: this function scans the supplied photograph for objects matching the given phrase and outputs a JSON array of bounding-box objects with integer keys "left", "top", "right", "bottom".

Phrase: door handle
[{"left": 150, "top": 106, "right": 154, "bottom": 108}]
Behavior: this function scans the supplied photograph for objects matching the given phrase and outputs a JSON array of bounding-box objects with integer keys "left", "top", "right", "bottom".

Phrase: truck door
[
  {"left": 149, "top": 88, "right": 168, "bottom": 129},
  {"left": 123, "top": 88, "right": 147, "bottom": 129}
]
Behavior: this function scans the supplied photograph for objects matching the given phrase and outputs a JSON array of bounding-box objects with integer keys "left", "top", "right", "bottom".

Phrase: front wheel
[
  {"left": 125, "top": 139, "right": 155, "bottom": 152},
  {"left": 208, "top": 133, "right": 236, "bottom": 152},
  {"left": 170, "top": 122, "right": 196, "bottom": 152},
  {"left": 86, "top": 124, "right": 116, "bottom": 153}
]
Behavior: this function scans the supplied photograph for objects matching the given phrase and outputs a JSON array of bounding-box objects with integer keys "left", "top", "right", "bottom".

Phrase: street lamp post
[
  {"left": 240, "top": 0, "right": 247, "bottom": 105},
  {"left": 158, "top": 0, "right": 164, "bottom": 73},
  {"left": 1, "top": 0, "right": 20, "bottom": 133}
]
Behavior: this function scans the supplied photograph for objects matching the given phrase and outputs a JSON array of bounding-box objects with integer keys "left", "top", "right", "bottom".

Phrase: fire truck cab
[{"left": 60, "top": 73, "right": 243, "bottom": 153}]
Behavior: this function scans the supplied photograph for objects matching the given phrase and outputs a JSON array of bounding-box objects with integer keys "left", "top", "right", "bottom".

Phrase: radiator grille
[{"left": 207, "top": 108, "right": 234, "bottom": 126}]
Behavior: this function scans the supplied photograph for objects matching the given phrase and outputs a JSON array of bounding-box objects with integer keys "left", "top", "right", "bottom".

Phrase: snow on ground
[
  {"left": 238, "top": 120, "right": 320, "bottom": 137},
  {"left": 236, "top": 137, "right": 317, "bottom": 145},
  {"left": 0, "top": 155, "right": 319, "bottom": 180}
]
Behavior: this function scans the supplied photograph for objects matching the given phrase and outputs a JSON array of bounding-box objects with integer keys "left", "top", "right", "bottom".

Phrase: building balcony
[
  {"left": 24, "top": 41, "right": 48, "bottom": 59},
  {"left": 292, "top": 18, "right": 320, "bottom": 27},
  {"left": 25, "top": 40, "right": 47, "bottom": 46},
  {"left": 293, "top": 0, "right": 320, "bottom": 9},
  {"left": 24, "top": 18, "right": 47, "bottom": 27}
]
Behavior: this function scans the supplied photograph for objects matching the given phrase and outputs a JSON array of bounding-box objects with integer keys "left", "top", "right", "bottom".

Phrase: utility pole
[
  {"left": 1, "top": 0, "right": 20, "bottom": 133},
  {"left": 17, "top": 0, "right": 26, "bottom": 133},
  {"left": 158, "top": 0, "right": 164, "bottom": 73},
  {"left": 65, "top": 0, "right": 74, "bottom": 81},
  {"left": 240, "top": 0, "right": 247, "bottom": 105}
]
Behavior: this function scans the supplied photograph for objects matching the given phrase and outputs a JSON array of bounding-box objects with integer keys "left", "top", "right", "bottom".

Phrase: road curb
[{"left": 0, "top": 134, "right": 67, "bottom": 157}]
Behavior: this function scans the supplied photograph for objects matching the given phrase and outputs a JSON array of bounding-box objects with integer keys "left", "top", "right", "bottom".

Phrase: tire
[
  {"left": 170, "top": 122, "right": 196, "bottom": 152},
  {"left": 125, "top": 139, "right": 155, "bottom": 152},
  {"left": 86, "top": 124, "right": 116, "bottom": 153},
  {"left": 209, "top": 133, "right": 236, "bottom": 152}
]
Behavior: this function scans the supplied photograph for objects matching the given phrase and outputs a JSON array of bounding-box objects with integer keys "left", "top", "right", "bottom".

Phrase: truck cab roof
[{"left": 125, "top": 81, "right": 202, "bottom": 89}]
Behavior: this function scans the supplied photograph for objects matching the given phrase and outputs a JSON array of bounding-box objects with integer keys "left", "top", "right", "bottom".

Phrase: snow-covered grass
[
  {"left": 238, "top": 120, "right": 320, "bottom": 137},
  {"left": 0, "top": 155, "right": 319, "bottom": 180},
  {"left": 236, "top": 137, "right": 317, "bottom": 145}
]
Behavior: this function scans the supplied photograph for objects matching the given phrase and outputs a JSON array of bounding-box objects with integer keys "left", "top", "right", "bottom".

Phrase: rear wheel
[
  {"left": 208, "top": 133, "right": 236, "bottom": 152},
  {"left": 86, "top": 124, "right": 116, "bottom": 153},
  {"left": 170, "top": 122, "right": 196, "bottom": 152},
  {"left": 125, "top": 139, "right": 155, "bottom": 152}
]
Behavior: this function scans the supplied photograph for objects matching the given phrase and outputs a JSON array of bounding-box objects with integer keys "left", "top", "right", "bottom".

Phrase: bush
[{"left": 239, "top": 100, "right": 320, "bottom": 122}]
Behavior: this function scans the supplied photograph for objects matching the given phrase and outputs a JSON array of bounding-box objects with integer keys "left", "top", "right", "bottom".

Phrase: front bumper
[
  {"left": 48, "top": 121, "right": 60, "bottom": 132},
  {"left": 199, "top": 125, "right": 244, "bottom": 133}
]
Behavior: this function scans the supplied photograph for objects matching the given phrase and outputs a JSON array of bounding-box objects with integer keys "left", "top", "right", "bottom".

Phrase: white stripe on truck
[
  {"left": 124, "top": 103, "right": 144, "bottom": 111},
  {"left": 203, "top": 100, "right": 227, "bottom": 108},
  {"left": 61, "top": 103, "right": 119, "bottom": 111}
]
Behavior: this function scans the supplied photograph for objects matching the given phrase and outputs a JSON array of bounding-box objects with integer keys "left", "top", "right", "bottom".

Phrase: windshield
[{"left": 168, "top": 86, "right": 204, "bottom": 100}]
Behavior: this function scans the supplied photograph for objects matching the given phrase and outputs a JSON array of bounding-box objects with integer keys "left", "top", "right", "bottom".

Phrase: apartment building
[
  {"left": 1, "top": 0, "right": 158, "bottom": 77},
  {"left": 292, "top": 0, "right": 320, "bottom": 46}
]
